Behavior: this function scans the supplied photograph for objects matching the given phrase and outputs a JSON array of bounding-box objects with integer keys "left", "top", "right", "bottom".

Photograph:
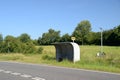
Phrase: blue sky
[{"left": 0, "top": 0, "right": 120, "bottom": 39}]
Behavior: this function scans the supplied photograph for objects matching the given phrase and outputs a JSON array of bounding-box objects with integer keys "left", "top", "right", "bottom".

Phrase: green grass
[{"left": 0, "top": 45, "right": 120, "bottom": 73}]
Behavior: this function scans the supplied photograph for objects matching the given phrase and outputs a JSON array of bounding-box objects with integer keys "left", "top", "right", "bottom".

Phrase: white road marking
[
  {"left": 3, "top": 61, "right": 120, "bottom": 76},
  {"left": 0, "top": 69, "right": 4, "bottom": 72},
  {"left": 20, "top": 74, "right": 32, "bottom": 78},
  {"left": 11, "top": 72, "right": 21, "bottom": 75},
  {"left": 3, "top": 71, "right": 12, "bottom": 73},
  {"left": 32, "top": 77, "right": 46, "bottom": 80},
  {"left": 0, "top": 68, "right": 46, "bottom": 80}
]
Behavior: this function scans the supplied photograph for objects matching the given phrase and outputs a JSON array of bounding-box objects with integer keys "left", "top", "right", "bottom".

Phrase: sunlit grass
[{"left": 0, "top": 45, "right": 120, "bottom": 73}]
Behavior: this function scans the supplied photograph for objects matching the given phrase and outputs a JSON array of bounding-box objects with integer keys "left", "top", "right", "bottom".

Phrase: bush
[
  {"left": 0, "top": 37, "right": 43, "bottom": 54},
  {"left": 36, "top": 47, "right": 43, "bottom": 54},
  {"left": 23, "top": 42, "right": 36, "bottom": 54},
  {"left": 42, "top": 54, "right": 55, "bottom": 60}
]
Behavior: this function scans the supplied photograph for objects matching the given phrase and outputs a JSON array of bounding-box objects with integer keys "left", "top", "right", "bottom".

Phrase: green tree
[
  {"left": 87, "top": 32, "right": 101, "bottom": 45},
  {"left": 114, "top": 25, "right": 120, "bottom": 45},
  {"left": 4, "top": 35, "right": 22, "bottom": 53},
  {"left": 18, "top": 33, "right": 31, "bottom": 43},
  {"left": 0, "top": 34, "right": 43, "bottom": 54},
  {"left": 38, "top": 28, "right": 60, "bottom": 45},
  {"left": 31, "top": 39, "right": 38, "bottom": 45},
  {"left": 103, "top": 25, "right": 120, "bottom": 46},
  {"left": 0, "top": 34, "right": 4, "bottom": 53},
  {"left": 0, "top": 34, "right": 3, "bottom": 43},
  {"left": 38, "top": 37, "right": 42, "bottom": 45},
  {"left": 60, "top": 33, "right": 71, "bottom": 42},
  {"left": 72, "top": 20, "right": 91, "bottom": 45}
]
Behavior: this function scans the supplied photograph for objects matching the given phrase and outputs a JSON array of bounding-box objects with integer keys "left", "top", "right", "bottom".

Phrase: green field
[{"left": 0, "top": 45, "right": 120, "bottom": 73}]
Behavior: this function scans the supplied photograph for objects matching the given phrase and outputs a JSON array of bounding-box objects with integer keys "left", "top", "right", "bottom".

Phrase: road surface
[{"left": 0, "top": 61, "right": 120, "bottom": 80}]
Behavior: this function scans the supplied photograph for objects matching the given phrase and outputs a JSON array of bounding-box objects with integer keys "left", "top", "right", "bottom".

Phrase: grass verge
[{"left": 0, "top": 45, "right": 120, "bottom": 73}]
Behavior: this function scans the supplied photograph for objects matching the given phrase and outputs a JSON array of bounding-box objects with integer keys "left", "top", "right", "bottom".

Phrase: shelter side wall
[
  {"left": 54, "top": 45, "right": 62, "bottom": 61},
  {"left": 71, "top": 43, "right": 80, "bottom": 62}
]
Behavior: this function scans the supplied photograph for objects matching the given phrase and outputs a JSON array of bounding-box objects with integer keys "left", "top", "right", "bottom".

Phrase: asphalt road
[{"left": 0, "top": 61, "right": 120, "bottom": 80}]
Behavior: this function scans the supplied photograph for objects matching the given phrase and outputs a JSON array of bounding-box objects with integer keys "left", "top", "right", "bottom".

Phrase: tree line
[
  {"left": 0, "top": 20, "right": 120, "bottom": 53},
  {"left": 38, "top": 20, "right": 120, "bottom": 46}
]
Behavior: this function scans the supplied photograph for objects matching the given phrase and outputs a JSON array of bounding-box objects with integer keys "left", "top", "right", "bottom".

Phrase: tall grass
[
  {"left": 0, "top": 53, "right": 25, "bottom": 61},
  {"left": 0, "top": 45, "right": 120, "bottom": 73}
]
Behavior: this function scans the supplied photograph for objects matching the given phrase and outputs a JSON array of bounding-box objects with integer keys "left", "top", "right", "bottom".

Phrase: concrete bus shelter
[{"left": 53, "top": 42, "right": 80, "bottom": 62}]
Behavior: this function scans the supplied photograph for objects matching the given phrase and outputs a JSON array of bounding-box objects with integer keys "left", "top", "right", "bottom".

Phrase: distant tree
[
  {"left": 103, "top": 25, "right": 120, "bottom": 46},
  {"left": 32, "top": 39, "right": 38, "bottom": 45},
  {"left": 38, "top": 28, "right": 60, "bottom": 45},
  {"left": 3, "top": 35, "right": 21, "bottom": 53},
  {"left": 18, "top": 33, "right": 31, "bottom": 43},
  {"left": 0, "top": 34, "right": 4, "bottom": 52},
  {"left": 3, "top": 35, "right": 15, "bottom": 53},
  {"left": 114, "top": 25, "right": 120, "bottom": 45},
  {"left": 92, "top": 32, "right": 101, "bottom": 45},
  {"left": 72, "top": 20, "right": 91, "bottom": 45},
  {"left": 0, "top": 42, "right": 5, "bottom": 53},
  {"left": 4, "top": 35, "right": 16, "bottom": 42},
  {"left": 87, "top": 32, "right": 100, "bottom": 45},
  {"left": 103, "top": 29, "right": 113, "bottom": 45},
  {"left": 60, "top": 33, "right": 71, "bottom": 42},
  {"left": 0, "top": 34, "right": 3, "bottom": 43},
  {"left": 38, "top": 37, "right": 42, "bottom": 45}
]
